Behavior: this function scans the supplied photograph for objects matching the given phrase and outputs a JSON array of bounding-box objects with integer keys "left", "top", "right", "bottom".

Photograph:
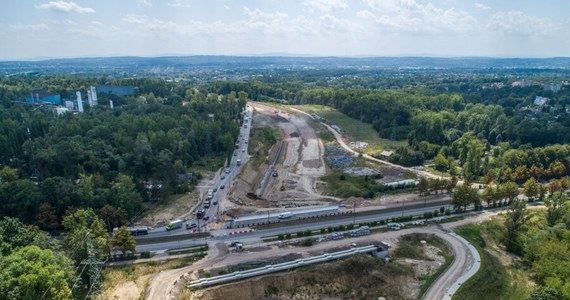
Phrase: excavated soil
[{"left": 188, "top": 238, "right": 447, "bottom": 300}]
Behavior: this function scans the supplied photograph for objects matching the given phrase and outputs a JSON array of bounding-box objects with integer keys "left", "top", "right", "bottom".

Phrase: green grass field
[
  {"left": 453, "top": 223, "right": 532, "bottom": 300},
  {"left": 291, "top": 104, "right": 407, "bottom": 153}
]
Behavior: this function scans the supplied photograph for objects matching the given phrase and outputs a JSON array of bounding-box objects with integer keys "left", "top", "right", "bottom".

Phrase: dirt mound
[{"left": 270, "top": 115, "right": 289, "bottom": 123}]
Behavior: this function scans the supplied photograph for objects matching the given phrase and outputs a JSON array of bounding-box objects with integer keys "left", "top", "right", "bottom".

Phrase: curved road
[
  {"left": 143, "top": 214, "right": 488, "bottom": 300},
  {"left": 422, "top": 228, "right": 480, "bottom": 300}
]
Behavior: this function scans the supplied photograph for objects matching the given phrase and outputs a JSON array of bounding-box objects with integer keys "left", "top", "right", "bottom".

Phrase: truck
[
  {"left": 207, "top": 189, "right": 213, "bottom": 199},
  {"left": 228, "top": 206, "right": 339, "bottom": 228},
  {"left": 166, "top": 219, "right": 183, "bottom": 231},
  {"left": 112, "top": 226, "right": 149, "bottom": 236},
  {"left": 236, "top": 159, "right": 241, "bottom": 166}
]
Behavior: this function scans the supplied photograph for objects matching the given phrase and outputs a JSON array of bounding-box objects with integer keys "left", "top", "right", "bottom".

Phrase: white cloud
[
  {"left": 475, "top": 3, "right": 491, "bottom": 11},
  {"left": 35, "top": 1, "right": 95, "bottom": 13},
  {"left": 91, "top": 21, "right": 103, "bottom": 26},
  {"left": 120, "top": 7, "right": 361, "bottom": 38},
  {"left": 137, "top": 0, "right": 152, "bottom": 7},
  {"left": 488, "top": 11, "right": 558, "bottom": 36},
  {"left": 320, "top": 15, "right": 362, "bottom": 32},
  {"left": 9, "top": 23, "right": 49, "bottom": 31},
  {"left": 167, "top": 0, "right": 191, "bottom": 8},
  {"left": 359, "top": 0, "right": 477, "bottom": 34},
  {"left": 302, "top": 0, "right": 348, "bottom": 12},
  {"left": 123, "top": 14, "right": 148, "bottom": 25}
]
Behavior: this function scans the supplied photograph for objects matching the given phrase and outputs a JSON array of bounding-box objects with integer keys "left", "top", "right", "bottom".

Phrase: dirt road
[
  {"left": 289, "top": 107, "right": 443, "bottom": 180},
  {"left": 248, "top": 103, "right": 336, "bottom": 206},
  {"left": 145, "top": 242, "right": 227, "bottom": 300}
]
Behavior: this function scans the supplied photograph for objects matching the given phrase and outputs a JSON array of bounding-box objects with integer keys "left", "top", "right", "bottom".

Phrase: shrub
[
  {"left": 302, "top": 238, "right": 314, "bottom": 247},
  {"left": 277, "top": 234, "right": 284, "bottom": 240}
]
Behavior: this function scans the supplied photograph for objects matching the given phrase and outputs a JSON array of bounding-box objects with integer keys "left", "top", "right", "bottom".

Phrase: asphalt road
[
  {"left": 143, "top": 219, "right": 486, "bottom": 300},
  {"left": 143, "top": 106, "right": 253, "bottom": 236},
  {"left": 135, "top": 200, "right": 453, "bottom": 252}
]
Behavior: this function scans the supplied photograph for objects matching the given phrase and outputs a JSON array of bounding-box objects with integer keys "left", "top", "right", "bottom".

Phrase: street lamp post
[{"left": 353, "top": 203, "right": 356, "bottom": 225}]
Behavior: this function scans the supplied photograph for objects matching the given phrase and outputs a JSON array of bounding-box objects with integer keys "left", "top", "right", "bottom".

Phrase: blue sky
[{"left": 0, "top": 0, "right": 569, "bottom": 60}]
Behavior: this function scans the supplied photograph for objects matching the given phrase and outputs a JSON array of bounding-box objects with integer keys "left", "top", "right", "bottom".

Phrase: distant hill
[{"left": 1, "top": 56, "right": 568, "bottom": 76}]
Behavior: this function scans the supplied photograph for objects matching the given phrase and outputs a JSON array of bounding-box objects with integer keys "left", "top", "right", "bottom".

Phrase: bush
[
  {"left": 320, "top": 228, "right": 326, "bottom": 234},
  {"left": 277, "top": 234, "right": 284, "bottom": 240},
  {"left": 140, "top": 251, "right": 151, "bottom": 259},
  {"left": 347, "top": 224, "right": 354, "bottom": 230},
  {"left": 434, "top": 210, "right": 439, "bottom": 217},
  {"left": 296, "top": 231, "right": 304, "bottom": 238},
  {"left": 338, "top": 225, "right": 345, "bottom": 231},
  {"left": 285, "top": 233, "right": 291, "bottom": 239},
  {"left": 327, "top": 226, "right": 333, "bottom": 233},
  {"left": 304, "top": 230, "right": 312, "bottom": 236},
  {"left": 445, "top": 209, "right": 451, "bottom": 216},
  {"left": 302, "top": 238, "right": 314, "bottom": 247}
]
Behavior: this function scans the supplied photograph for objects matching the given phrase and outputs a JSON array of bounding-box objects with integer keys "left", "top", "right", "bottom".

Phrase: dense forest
[{"left": 0, "top": 77, "right": 246, "bottom": 229}]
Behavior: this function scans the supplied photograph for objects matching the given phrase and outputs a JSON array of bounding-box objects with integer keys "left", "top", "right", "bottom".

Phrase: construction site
[{"left": 219, "top": 102, "right": 416, "bottom": 222}]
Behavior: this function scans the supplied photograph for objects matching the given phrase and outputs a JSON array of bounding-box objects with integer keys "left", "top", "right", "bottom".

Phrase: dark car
[
  {"left": 220, "top": 184, "right": 225, "bottom": 189},
  {"left": 272, "top": 171, "right": 278, "bottom": 177},
  {"left": 203, "top": 216, "right": 210, "bottom": 221}
]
